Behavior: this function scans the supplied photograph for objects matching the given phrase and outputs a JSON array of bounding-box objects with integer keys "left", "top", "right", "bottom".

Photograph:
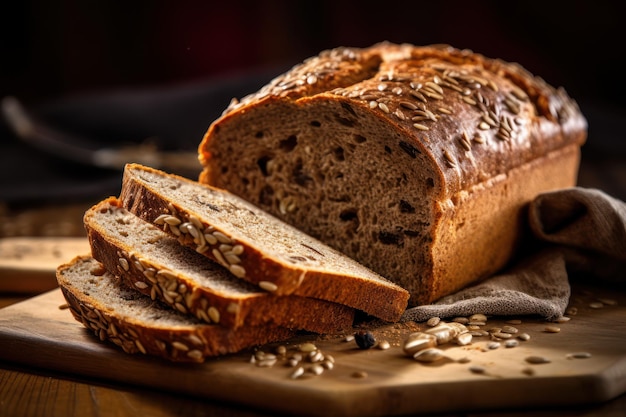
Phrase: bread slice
[
  {"left": 85, "top": 197, "right": 355, "bottom": 333},
  {"left": 197, "top": 42, "right": 588, "bottom": 306},
  {"left": 118, "top": 163, "right": 409, "bottom": 322},
  {"left": 56, "top": 256, "right": 295, "bottom": 362}
]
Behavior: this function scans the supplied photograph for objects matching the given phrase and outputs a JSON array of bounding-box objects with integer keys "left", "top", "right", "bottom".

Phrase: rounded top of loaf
[{"left": 200, "top": 42, "right": 587, "bottom": 197}]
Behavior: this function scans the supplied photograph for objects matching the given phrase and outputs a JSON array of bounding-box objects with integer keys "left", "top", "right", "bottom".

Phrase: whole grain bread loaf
[
  {"left": 85, "top": 197, "right": 355, "bottom": 333},
  {"left": 118, "top": 163, "right": 409, "bottom": 321},
  {"left": 56, "top": 256, "right": 294, "bottom": 362},
  {"left": 197, "top": 42, "right": 588, "bottom": 306}
]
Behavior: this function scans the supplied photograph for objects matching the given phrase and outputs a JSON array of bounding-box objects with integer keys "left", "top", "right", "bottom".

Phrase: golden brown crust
[
  {"left": 201, "top": 43, "right": 586, "bottom": 197},
  {"left": 57, "top": 256, "right": 294, "bottom": 363},
  {"left": 85, "top": 197, "right": 355, "bottom": 333},
  {"left": 197, "top": 43, "right": 587, "bottom": 306}
]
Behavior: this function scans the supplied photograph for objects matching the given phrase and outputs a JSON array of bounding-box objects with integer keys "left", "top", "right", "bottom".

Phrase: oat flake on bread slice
[
  {"left": 119, "top": 163, "right": 409, "bottom": 322},
  {"left": 56, "top": 256, "right": 295, "bottom": 362},
  {"left": 84, "top": 197, "right": 355, "bottom": 333}
]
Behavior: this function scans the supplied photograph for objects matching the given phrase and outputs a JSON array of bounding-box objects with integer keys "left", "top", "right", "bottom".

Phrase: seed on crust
[
  {"left": 208, "top": 306, "right": 220, "bottom": 323},
  {"left": 229, "top": 264, "right": 246, "bottom": 278},
  {"left": 258, "top": 280, "right": 278, "bottom": 292},
  {"left": 134, "top": 281, "right": 149, "bottom": 290}
]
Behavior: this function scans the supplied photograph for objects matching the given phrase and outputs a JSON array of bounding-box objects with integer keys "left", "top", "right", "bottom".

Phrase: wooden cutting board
[
  {"left": 0, "top": 284, "right": 625, "bottom": 417},
  {"left": 0, "top": 237, "right": 90, "bottom": 293}
]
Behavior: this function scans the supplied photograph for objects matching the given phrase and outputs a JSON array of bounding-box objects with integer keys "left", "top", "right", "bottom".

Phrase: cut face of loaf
[
  {"left": 118, "top": 163, "right": 409, "bottom": 322},
  {"left": 56, "top": 256, "right": 294, "bottom": 362},
  {"left": 198, "top": 42, "right": 588, "bottom": 306},
  {"left": 84, "top": 197, "right": 355, "bottom": 333}
]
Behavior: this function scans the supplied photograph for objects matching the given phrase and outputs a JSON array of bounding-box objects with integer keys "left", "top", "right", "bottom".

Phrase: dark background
[{"left": 1, "top": 0, "right": 624, "bottom": 203}]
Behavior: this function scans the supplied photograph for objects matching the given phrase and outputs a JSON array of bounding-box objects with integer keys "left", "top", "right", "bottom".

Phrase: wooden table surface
[{"left": 1, "top": 154, "right": 625, "bottom": 417}]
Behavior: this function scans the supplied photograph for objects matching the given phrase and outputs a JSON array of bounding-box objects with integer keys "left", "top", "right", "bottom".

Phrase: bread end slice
[{"left": 56, "top": 256, "right": 295, "bottom": 362}]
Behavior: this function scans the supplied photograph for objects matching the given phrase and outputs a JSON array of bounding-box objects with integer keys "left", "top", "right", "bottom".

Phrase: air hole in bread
[
  {"left": 384, "top": 145, "right": 392, "bottom": 154},
  {"left": 339, "top": 209, "right": 358, "bottom": 222},
  {"left": 310, "top": 120, "right": 321, "bottom": 127},
  {"left": 353, "top": 134, "right": 367, "bottom": 144},
  {"left": 333, "top": 147, "right": 345, "bottom": 161},
  {"left": 255, "top": 131, "right": 264, "bottom": 138},
  {"left": 378, "top": 231, "right": 404, "bottom": 246},
  {"left": 257, "top": 156, "right": 272, "bottom": 176},
  {"left": 399, "top": 200, "right": 415, "bottom": 213},
  {"left": 279, "top": 135, "right": 298, "bottom": 152},
  {"left": 426, "top": 177, "right": 435, "bottom": 188}
]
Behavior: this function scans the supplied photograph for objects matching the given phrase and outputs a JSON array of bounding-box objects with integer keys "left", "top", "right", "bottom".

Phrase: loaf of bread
[
  {"left": 85, "top": 197, "right": 355, "bottom": 333},
  {"left": 198, "top": 42, "right": 588, "bottom": 306},
  {"left": 119, "top": 163, "right": 409, "bottom": 321},
  {"left": 57, "top": 256, "right": 295, "bottom": 362}
]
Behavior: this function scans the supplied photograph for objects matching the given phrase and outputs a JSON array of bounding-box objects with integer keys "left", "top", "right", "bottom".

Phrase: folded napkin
[{"left": 402, "top": 188, "right": 626, "bottom": 322}]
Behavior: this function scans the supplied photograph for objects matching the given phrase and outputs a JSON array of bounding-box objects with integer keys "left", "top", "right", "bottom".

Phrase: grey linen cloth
[{"left": 402, "top": 188, "right": 626, "bottom": 322}]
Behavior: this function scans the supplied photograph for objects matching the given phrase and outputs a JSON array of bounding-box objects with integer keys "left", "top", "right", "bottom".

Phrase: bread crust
[
  {"left": 57, "top": 256, "right": 294, "bottom": 362},
  {"left": 85, "top": 197, "right": 355, "bottom": 333},
  {"left": 197, "top": 43, "right": 587, "bottom": 306}
]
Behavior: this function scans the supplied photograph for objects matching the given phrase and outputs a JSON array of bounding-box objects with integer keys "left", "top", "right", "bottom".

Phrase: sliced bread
[
  {"left": 84, "top": 197, "right": 355, "bottom": 333},
  {"left": 56, "top": 256, "right": 295, "bottom": 362},
  {"left": 118, "top": 163, "right": 410, "bottom": 322}
]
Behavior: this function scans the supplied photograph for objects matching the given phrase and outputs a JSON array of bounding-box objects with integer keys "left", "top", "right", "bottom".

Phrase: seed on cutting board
[
  {"left": 290, "top": 366, "right": 305, "bottom": 379},
  {"left": 344, "top": 334, "right": 355, "bottom": 342},
  {"left": 486, "top": 341, "right": 501, "bottom": 350},
  {"left": 309, "top": 364, "right": 325, "bottom": 375},
  {"left": 298, "top": 342, "right": 317, "bottom": 352},
  {"left": 413, "top": 348, "right": 445, "bottom": 363},
  {"left": 589, "top": 302, "right": 604, "bottom": 309},
  {"left": 522, "top": 367, "right": 536, "bottom": 376},
  {"left": 566, "top": 307, "right": 578, "bottom": 316},
  {"left": 453, "top": 333, "right": 473, "bottom": 346},
  {"left": 544, "top": 326, "right": 561, "bottom": 333},
  {"left": 525, "top": 356, "right": 551, "bottom": 364},
  {"left": 403, "top": 332, "right": 437, "bottom": 356},
  {"left": 566, "top": 352, "right": 592, "bottom": 359},
  {"left": 469, "top": 365, "right": 486, "bottom": 374},
  {"left": 504, "top": 339, "right": 519, "bottom": 348},
  {"left": 351, "top": 371, "right": 368, "bottom": 379},
  {"left": 517, "top": 333, "right": 531, "bottom": 341},
  {"left": 308, "top": 350, "right": 324, "bottom": 363},
  {"left": 469, "top": 313, "right": 488, "bottom": 322},
  {"left": 377, "top": 340, "right": 391, "bottom": 350},
  {"left": 554, "top": 316, "right": 571, "bottom": 323},
  {"left": 501, "top": 326, "right": 518, "bottom": 334},
  {"left": 505, "top": 319, "right": 522, "bottom": 325},
  {"left": 256, "top": 358, "right": 277, "bottom": 367}
]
